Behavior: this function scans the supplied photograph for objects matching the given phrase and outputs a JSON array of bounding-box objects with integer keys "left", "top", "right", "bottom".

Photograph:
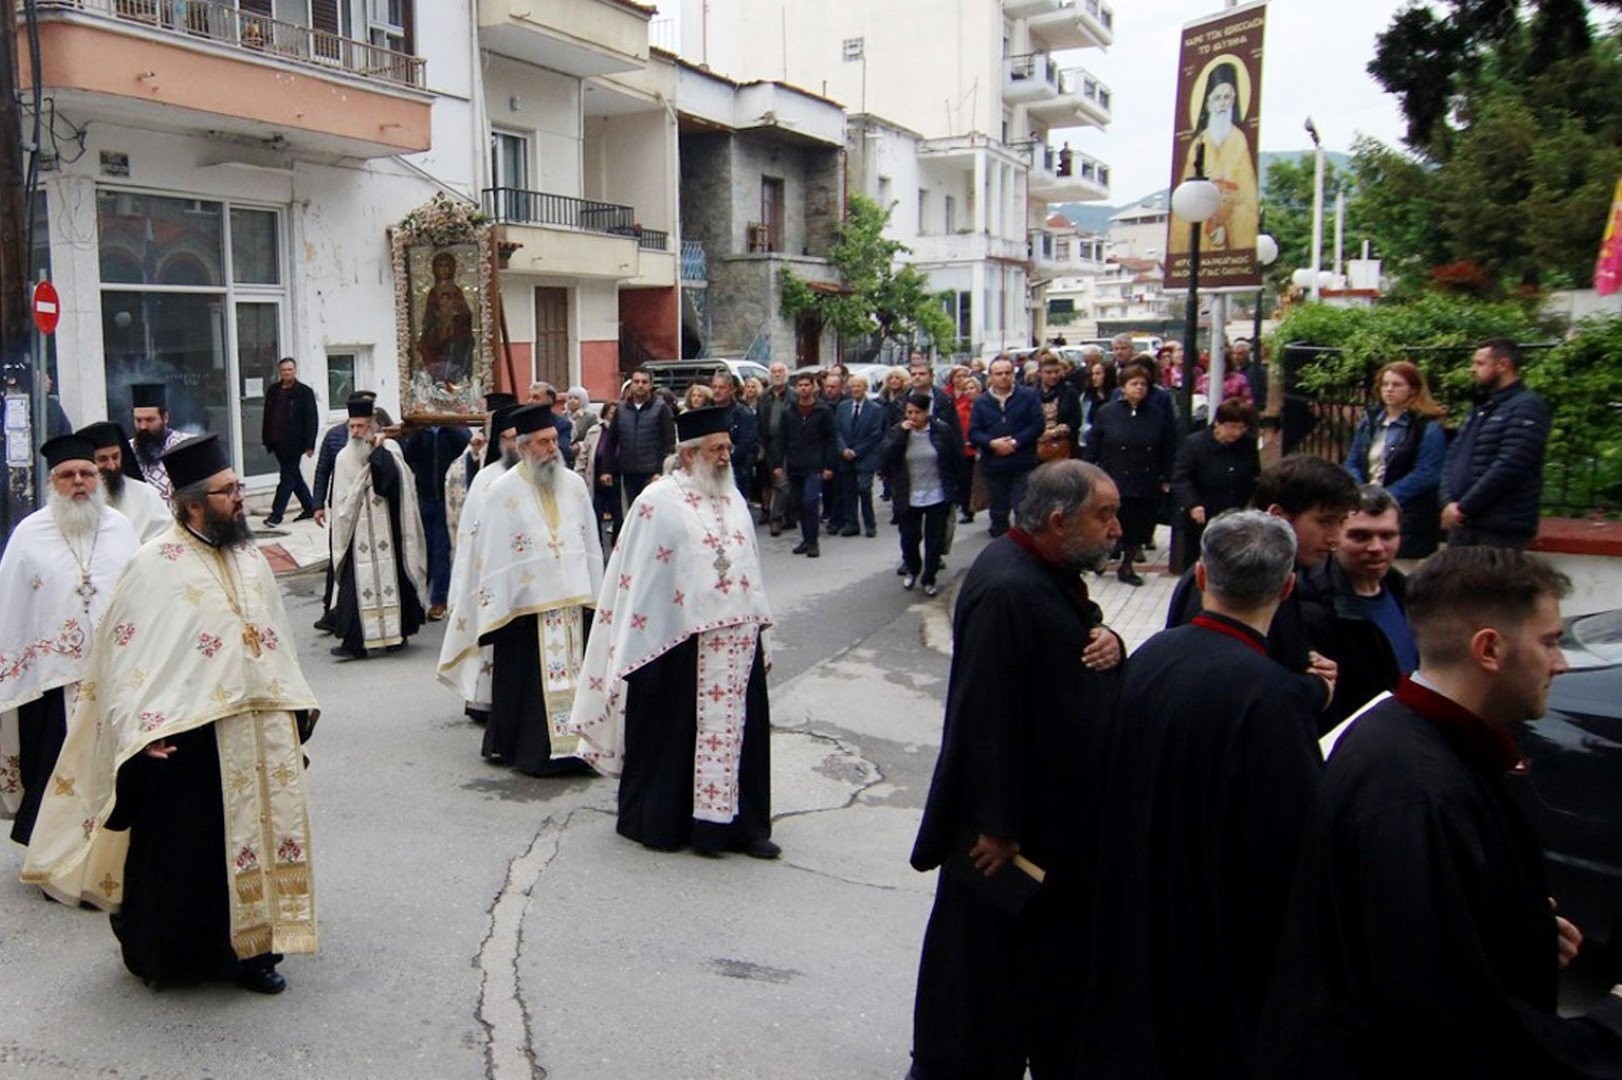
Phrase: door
[
  {"left": 796, "top": 314, "right": 821, "bottom": 367},
  {"left": 761, "top": 177, "right": 785, "bottom": 253},
  {"left": 534, "top": 287, "right": 570, "bottom": 389},
  {"left": 235, "top": 301, "right": 282, "bottom": 479}
]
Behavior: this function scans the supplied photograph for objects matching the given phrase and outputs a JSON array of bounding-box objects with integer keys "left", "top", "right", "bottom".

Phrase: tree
[
  {"left": 779, "top": 193, "right": 957, "bottom": 355},
  {"left": 1260, "top": 153, "right": 1362, "bottom": 297}
]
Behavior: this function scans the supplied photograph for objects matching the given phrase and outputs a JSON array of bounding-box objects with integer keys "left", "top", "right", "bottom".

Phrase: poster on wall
[
  {"left": 1163, "top": 0, "right": 1268, "bottom": 291},
  {"left": 391, "top": 194, "right": 496, "bottom": 420}
]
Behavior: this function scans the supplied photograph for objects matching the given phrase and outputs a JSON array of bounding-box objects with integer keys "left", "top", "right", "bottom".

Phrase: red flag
[{"left": 1596, "top": 174, "right": 1622, "bottom": 297}]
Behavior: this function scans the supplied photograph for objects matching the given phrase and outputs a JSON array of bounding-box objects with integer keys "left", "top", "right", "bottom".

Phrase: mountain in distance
[{"left": 1051, "top": 149, "right": 1354, "bottom": 233}]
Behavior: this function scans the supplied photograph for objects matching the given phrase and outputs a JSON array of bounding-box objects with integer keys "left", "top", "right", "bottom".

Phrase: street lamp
[
  {"left": 1172, "top": 142, "right": 1221, "bottom": 433},
  {"left": 1305, "top": 116, "right": 1324, "bottom": 300},
  {"left": 1253, "top": 226, "right": 1278, "bottom": 349}
]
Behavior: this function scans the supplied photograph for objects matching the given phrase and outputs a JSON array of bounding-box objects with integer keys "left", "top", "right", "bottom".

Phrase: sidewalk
[{"left": 252, "top": 513, "right": 329, "bottom": 576}]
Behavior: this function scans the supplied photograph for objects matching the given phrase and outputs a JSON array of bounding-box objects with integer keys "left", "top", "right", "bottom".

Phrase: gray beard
[
  {"left": 1207, "top": 111, "right": 1233, "bottom": 145},
  {"left": 527, "top": 455, "right": 562, "bottom": 493},
  {"left": 48, "top": 487, "right": 104, "bottom": 542},
  {"left": 684, "top": 459, "right": 733, "bottom": 498}
]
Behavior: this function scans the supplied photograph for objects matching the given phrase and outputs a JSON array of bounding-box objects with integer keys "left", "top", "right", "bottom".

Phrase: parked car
[
  {"left": 1509, "top": 607, "right": 1622, "bottom": 948},
  {"left": 641, "top": 359, "right": 770, "bottom": 396}
]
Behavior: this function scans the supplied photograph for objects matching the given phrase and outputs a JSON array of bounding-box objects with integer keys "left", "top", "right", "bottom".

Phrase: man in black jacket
[
  {"left": 260, "top": 357, "right": 319, "bottom": 526},
  {"left": 1169, "top": 398, "right": 1261, "bottom": 572},
  {"left": 909, "top": 461, "right": 1124, "bottom": 1080},
  {"left": 772, "top": 373, "right": 837, "bottom": 557},
  {"left": 1261, "top": 548, "right": 1622, "bottom": 1078},
  {"left": 1441, "top": 339, "right": 1551, "bottom": 549},
  {"left": 613, "top": 367, "right": 676, "bottom": 509},
  {"left": 1299, "top": 484, "right": 1415, "bottom": 730}
]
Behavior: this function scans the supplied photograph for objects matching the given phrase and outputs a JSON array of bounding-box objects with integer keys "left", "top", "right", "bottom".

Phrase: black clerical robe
[
  {"left": 910, "top": 531, "right": 1122, "bottom": 1080},
  {"left": 9, "top": 688, "right": 65, "bottom": 845},
  {"left": 1079, "top": 614, "right": 1324, "bottom": 1078},
  {"left": 480, "top": 610, "right": 596, "bottom": 776},
  {"left": 330, "top": 447, "right": 426, "bottom": 655},
  {"left": 616, "top": 634, "right": 772, "bottom": 852},
  {"left": 1259, "top": 679, "right": 1622, "bottom": 1078}
]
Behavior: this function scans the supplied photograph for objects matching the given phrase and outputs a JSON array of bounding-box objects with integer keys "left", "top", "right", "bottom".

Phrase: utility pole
[{"left": 0, "top": 2, "right": 33, "bottom": 545}]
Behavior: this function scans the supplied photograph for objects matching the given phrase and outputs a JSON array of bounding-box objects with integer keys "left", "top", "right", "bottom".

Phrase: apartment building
[{"left": 656, "top": 0, "right": 1114, "bottom": 358}]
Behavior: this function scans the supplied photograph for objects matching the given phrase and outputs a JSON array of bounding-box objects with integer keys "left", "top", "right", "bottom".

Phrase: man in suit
[
  {"left": 834, "top": 374, "right": 887, "bottom": 537},
  {"left": 260, "top": 357, "right": 319, "bottom": 526}
]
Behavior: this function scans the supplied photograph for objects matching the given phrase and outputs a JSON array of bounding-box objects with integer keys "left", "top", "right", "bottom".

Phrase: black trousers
[
  {"left": 898, "top": 500, "right": 950, "bottom": 584},
  {"left": 268, "top": 449, "right": 313, "bottom": 519}
]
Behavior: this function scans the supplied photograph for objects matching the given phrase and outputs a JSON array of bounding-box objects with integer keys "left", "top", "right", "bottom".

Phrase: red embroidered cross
[
  {"left": 739, "top": 575, "right": 751, "bottom": 592},
  {"left": 732, "top": 530, "right": 746, "bottom": 546},
  {"left": 619, "top": 573, "right": 633, "bottom": 590},
  {"left": 589, "top": 676, "right": 605, "bottom": 691},
  {"left": 702, "top": 733, "right": 725, "bottom": 752},
  {"left": 600, "top": 609, "right": 614, "bottom": 625},
  {"left": 638, "top": 503, "right": 655, "bottom": 519},
  {"left": 655, "top": 545, "right": 674, "bottom": 563},
  {"left": 672, "top": 590, "right": 685, "bottom": 606},
  {"left": 706, "top": 684, "right": 728, "bottom": 702},
  {"left": 631, "top": 613, "right": 649, "bottom": 631},
  {"left": 701, "top": 533, "right": 721, "bottom": 550},
  {"left": 683, "top": 491, "right": 703, "bottom": 507},
  {"left": 707, "top": 636, "right": 728, "bottom": 652},
  {"left": 714, "top": 577, "right": 733, "bottom": 594}
]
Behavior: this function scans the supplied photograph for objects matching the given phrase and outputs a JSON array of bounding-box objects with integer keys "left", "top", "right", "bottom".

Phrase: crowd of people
[{"left": 0, "top": 333, "right": 1597, "bottom": 1080}]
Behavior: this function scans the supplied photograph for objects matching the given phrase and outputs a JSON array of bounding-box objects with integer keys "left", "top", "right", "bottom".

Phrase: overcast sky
[{"left": 1064, "top": 0, "right": 1414, "bottom": 204}]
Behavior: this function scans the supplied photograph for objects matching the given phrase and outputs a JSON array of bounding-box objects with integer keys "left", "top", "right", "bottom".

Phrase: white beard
[
  {"left": 527, "top": 455, "right": 562, "bottom": 494},
  {"left": 683, "top": 458, "right": 733, "bottom": 498},
  {"left": 1206, "top": 110, "right": 1234, "bottom": 146},
  {"left": 48, "top": 487, "right": 104, "bottom": 542}
]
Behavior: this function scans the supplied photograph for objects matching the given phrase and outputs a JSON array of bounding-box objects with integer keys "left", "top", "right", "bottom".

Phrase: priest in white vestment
[
  {"left": 78, "top": 421, "right": 171, "bottom": 541},
  {"left": 0, "top": 434, "right": 141, "bottom": 845},
  {"left": 568, "top": 407, "right": 779, "bottom": 858},
  {"left": 438, "top": 399, "right": 520, "bottom": 723},
  {"left": 326, "top": 397, "right": 428, "bottom": 660},
  {"left": 444, "top": 404, "right": 602, "bottom": 774},
  {"left": 23, "top": 434, "right": 318, "bottom": 995},
  {"left": 446, "top": 391, "right": 518, "bottom": 552}
]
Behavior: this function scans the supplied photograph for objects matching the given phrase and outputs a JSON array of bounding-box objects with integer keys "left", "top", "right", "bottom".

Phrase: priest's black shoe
[
  {"left": 864, "top": 526, "right": 876, "bottom": 537},
  {"left": 329, "top": 645, "right": 367, "bottom": 660},
  {"left": 838, "top": 526, "right": 859, "bottom": 537},
  {"left": 312, "top": 615, "right": 334, "bottom": 634},
  {"left": 735, "top": 838, "right": 781, "bottom": 860},
  {"left": 262, "top": 516, "right": 283, "bottom": 528},
  {"left": 1117, "top": 569, "right": 1145, "bottom": 587},
  {"left": 235, "top": 967, "right": 287, "bottom": 995},
  {"left": 294, "top": 508, "right": 317, "bottom": 522},
  {"left": 791, "top": 540, "right": 810, "bottom": 554},
  {"left": 804, "top": 543, "right": 820, "bottom": 558}
]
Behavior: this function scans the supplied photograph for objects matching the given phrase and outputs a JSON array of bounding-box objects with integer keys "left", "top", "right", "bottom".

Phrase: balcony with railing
[
  {"left": 1002, "top": 52, "right": 1060, "bottom": 103},
  {"left": 1023, "top": 142, "right": 1110, "bottom": 203},
  {"left": 1028, "top": 65, "right": 1112, "bottom": 128},
  {"left": 1027, "top": 0, "right": 1114, "bottom": 51},
  {"left": 25, "top": 0, "right": 430, "bottom": 155},
  {"left": 485, "top": 187, "right": 671, "bottom": 280}
]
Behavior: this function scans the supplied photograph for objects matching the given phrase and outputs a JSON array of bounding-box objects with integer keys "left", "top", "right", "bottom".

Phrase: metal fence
[
  {"left": 1279, "top": 341, "right": 1613, "bottom": 517},
  {"left": 36, "top": 0, "right": 426, "bottom": 87},
  {"left": 482, "top": 188, "right": 638, "bottom": 236}
]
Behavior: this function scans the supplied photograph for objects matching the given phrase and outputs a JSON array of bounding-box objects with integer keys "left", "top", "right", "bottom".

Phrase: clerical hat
[
  {"left": 40, "top": 434, "right": 96, "bottom": 470},
  {"left": 484, "top": 391, "right": 518, "bottom": 411},
  {"left": 130, "top": 383, "right": 167, "bottom": 410},
  {"left": 76, "top": 421, "right": 127, "bottom": 450},
  {"left": 347, "top": 397, "right": 376, "bottom": 418},
  {"left": 677, "top": 406, "right": 731, "bottom": 442},
  {"left": 509, "top": 404, "right": 556, "bottom": 435},
  {"left": 162, "top": 434, "right": 230, "bottom": 490}
]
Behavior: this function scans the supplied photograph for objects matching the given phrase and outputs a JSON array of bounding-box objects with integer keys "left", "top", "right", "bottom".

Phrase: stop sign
[{"left": 32, "top": 281, "right": 59, "bottom": 336}]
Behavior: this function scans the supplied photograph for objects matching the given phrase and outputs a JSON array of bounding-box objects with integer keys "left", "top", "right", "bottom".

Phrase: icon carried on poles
[{"left": 32, "top": 281, "right": 60, "bottom": 336}]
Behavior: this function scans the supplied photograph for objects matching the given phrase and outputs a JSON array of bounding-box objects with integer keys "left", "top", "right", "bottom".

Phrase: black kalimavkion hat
[
  {"left": 162, "top": 434, "right": 231, "bottom": 490},
  {"left": 129, "top": 383, "right": 167, "bottom": 410},
  {"left": 675, "top": 406, "right": 729, "bottom": 442},
  {"left": 40, "top": 434, "right": 96, "bottom": 471}
]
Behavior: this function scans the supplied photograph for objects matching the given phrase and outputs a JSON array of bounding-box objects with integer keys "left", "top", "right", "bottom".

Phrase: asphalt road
[{"left": 0, "top": 513, "right": 991, "bottom": 1079}]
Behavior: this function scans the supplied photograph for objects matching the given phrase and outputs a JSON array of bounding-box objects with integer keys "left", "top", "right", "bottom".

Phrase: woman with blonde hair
[
  {"left": 681, "top": 382, "right": 714, "bottom": 413},
  {"left": 1345, "top": 359, "right": 1448, "bottom": 557}
]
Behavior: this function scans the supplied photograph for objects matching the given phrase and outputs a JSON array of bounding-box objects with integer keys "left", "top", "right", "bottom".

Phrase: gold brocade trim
[
  {"left": 276, "top": 863, "right": 312, "bottom": 898},
  {"left": 232, "top": 926, "right": 273, "bottom": 959},
  {"left": 434, "top": 596, "right": 597, "bottom": 676},
  {"left": 235, "top": 871, "right": 265, "bottom": 905}
]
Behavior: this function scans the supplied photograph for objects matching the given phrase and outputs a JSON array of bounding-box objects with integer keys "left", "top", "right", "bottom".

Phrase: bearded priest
[
  {"left": 447, "top": 404, "right": 603, "bottom": 774},
  {"left": 0, "top": 435, "right": 141, "bottom": 846},
  {"left": 23, "top": 434, "right": 320, "bottom": 995},
  {"left": 77, "top": 421, "right": 170, "bottom": 541},
  {"left": 568, "top": 406, "right": 779, "bottom": 859},
  {"left": 128, "top": 382, "right": 188, "bottom": 507},
  {"left": 326, "top": 397, "right": 428, "bottom": 661},
  {"left": 438, "top": 400, "right": 522, "bottom": 724}
]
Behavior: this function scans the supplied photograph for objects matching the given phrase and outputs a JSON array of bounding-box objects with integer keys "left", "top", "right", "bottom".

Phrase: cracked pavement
[{"left": 0, "top": 519, "right": 987, "bottom": 1078}]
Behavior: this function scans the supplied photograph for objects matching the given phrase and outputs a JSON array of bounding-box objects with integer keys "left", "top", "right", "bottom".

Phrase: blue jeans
[
  {"left": 788, "top": 470, "right": 823, "bottom": 545},
  {"left": 419, "top": 496, "right": 451, "bottom": 606}
]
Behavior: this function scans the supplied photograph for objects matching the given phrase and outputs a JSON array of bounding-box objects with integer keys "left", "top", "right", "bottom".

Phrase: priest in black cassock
[
  {"left": 908, "top": 459, "right": 1125, "bottom": 1080},
  {"left": 1260, "top": 547, "right": 1622, "bottom": 1078},
  {"left": 447, "top": 404, "right": 602, "bottom": 774},
  {"left": 1078, "top": 509, "right": 1329, "bottom": 1078},
  {"left": 326, "top": 397, "right": 428, "bottom": 660},
  {"left": 567, "top": 406, "right": 778, "bottom": 858}
]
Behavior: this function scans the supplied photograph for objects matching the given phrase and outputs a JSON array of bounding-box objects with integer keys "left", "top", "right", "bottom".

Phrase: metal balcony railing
[
  {"left": 32, "top": 0, "right": 426, "bottom": 88},
  {"left": 1083, "top": 0, "right": 1114, "bottom": 32},
  {"left": 1005, "top": 52, "right": 1060, "bottom": 91},
  {"left": 680, "top": 239, "right": 708, "bottom": 282},
  {"left": 483, "top": 188, "right": 640, "bottom": 237},
  {"left": 1022, "top": 142, "right": 1111, "bottom": 193},
  {"left": 637, "top": 228, "right": 669, "bottom": 252},
  {"left": 1062, "top": 66, "right": 1112, "bottom": 114}
]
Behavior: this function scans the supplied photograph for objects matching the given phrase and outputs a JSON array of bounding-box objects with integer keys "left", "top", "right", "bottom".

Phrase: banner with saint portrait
[
  {"left": 1163, "top": 1, "right": 1268, "bottom": 291},
  {"left": 391, "top": 194, "right": 497, "bottom": 420}
]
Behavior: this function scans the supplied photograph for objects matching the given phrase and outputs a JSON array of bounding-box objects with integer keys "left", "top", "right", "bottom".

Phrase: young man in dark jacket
[
  {"left": 260, "top": 357, "right": 319, "bottom": 526},
  {"left": 613, "top": 367, "right": 676, "bottom": 508},
  {"left": 1441, "top": 338, "right": 1551, "bottom": 549},
  {"left": 771, "top": 373, "right": 837, "bottom": 557}
]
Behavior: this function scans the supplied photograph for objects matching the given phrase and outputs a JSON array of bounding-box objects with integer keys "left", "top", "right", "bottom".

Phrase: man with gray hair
[
  {"left": 1079, "top": 509, "right": 1331, "bottom": 1076},
  {"left": 909, "top": 459, "right": 1125, "bottom": 1079}
]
